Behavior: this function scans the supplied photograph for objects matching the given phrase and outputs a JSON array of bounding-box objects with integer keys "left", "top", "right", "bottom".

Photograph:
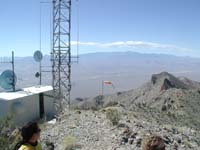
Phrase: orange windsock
[{"left": 103, "top": 81, "right": 113, "bottom": 85}]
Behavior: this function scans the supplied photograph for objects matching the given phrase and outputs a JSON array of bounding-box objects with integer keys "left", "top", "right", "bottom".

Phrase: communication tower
[{"left": 51, "top": 0, "right": 72, "bottom": 111}]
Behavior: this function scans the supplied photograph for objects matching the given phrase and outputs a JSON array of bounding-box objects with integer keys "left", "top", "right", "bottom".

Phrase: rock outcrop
[{"left": 151, "top": 72, "right": 189, "bottom": 90}]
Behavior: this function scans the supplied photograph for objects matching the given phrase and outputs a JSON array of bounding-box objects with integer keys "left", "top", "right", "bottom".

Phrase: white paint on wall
[{"left": 0, "top": 85, "right": 55, "bottom": 126}]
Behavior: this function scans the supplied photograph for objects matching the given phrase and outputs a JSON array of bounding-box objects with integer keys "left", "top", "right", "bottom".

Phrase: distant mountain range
[{"left": 1, "top": 52, "right": 200, "bottom": 99}]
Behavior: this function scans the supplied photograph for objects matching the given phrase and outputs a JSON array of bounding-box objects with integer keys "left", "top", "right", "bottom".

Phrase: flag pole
[{"left": 102, "top": 81, "right": 104, "bottom": 96}]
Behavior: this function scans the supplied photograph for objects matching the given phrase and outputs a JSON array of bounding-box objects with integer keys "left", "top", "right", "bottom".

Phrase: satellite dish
[
  {"left": 34, "top": 50, "right": 43, "bottom": 62},
  {"left": 0, "top": 70, "right": 17, "bottom": 90}
]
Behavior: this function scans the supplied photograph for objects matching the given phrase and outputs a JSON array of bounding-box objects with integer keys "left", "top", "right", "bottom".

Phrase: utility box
[{"left": 0, "top": 86, "right": 55, "bottom": 126}]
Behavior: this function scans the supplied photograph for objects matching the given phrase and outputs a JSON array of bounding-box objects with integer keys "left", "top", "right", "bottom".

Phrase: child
[{"left": 15, "top": 122, "right": 42, "bottom": 150}]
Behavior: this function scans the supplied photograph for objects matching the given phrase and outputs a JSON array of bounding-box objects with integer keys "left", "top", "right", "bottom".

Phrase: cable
[
  {"left": 76, "top": 0, "right": 80, "bottom": 62},
  {"left": 39, "top": 3, "right": 42, "bottom": 85}
]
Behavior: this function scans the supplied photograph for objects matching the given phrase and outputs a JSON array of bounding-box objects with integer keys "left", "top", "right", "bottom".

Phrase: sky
[{"left": 0, "top": 0, "right": 200, "bottom": 57}]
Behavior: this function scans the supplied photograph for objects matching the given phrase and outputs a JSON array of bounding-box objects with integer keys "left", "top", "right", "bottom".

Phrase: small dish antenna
[
  {"left": 0, "top": 70, "right": 17, "bottom": 90},
  {"left": 33, "top": 50, "right": 43, "bottom": 85},
  {"left": 34, "top": 50, "right": 43, "bottom": 62},
  {"left": 35, "top": 72, "right": 40, "bottom": 78}
]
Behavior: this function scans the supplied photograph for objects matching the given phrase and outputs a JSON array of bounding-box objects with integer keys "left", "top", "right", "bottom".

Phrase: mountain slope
[
  {"left": 38, "top": 72, "right": 200, "bottom": 150},
  {"left": 73, "top": 72, "right": 200, "bottom": 130}
]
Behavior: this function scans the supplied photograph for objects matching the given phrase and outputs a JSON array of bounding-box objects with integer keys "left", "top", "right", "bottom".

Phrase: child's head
[{"left": 21, "top": 122, "right": 41, "bottom": 143}]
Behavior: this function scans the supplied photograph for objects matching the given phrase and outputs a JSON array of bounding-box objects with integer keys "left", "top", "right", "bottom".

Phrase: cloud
[
  {"left": 71, "top": 40, "right": 190, "bottom": 52},
  {"left": 71, "top": 41, "right": 100, "bottom": 46}
]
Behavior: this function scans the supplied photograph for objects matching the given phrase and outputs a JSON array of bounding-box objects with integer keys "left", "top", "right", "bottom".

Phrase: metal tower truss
[{"left": 52, "top": 0, "right": 72, "bottom": 112}]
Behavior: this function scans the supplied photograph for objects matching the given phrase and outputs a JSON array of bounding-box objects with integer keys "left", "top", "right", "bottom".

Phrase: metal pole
[
  {"left": 12, "top": 51, "right": 15, "bottom": 92},
  {"left": 58, "top": 0, "right": 62, "bottom": 109},
  {"left": 39, "top": 62, "right": 42, "bottom": 85},
  {"left": 68, "top": 0, "right": 72, "bottom": 109},
  {"left": 76, "top": 0, "right": 79, "bottom": 62},
  {"left": 39, "top": 3, "right": 42, "bottom": 85},
  {"left": 102, "top": 81, "right": 104, "bottom": 96}
]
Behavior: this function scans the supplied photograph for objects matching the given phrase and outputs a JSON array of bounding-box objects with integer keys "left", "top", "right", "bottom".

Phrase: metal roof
[{"left": 0, "top": 85, "right": 53, "bottom": 100}]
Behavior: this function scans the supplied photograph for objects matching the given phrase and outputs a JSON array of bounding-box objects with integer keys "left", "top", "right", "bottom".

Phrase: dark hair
[{"left": 14, "top": 122, "right": 41, "bottom": 150}]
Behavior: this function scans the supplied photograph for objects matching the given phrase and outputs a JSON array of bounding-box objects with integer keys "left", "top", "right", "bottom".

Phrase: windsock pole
[
  {"left": 102, "top": 81, "right": 104, "bottom": 96},
  {"left": 102, "top": 81, "right": 115, "bottom": 96}
]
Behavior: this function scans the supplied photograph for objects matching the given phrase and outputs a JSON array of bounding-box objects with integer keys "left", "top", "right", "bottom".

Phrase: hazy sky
[{"left": 0, "top": 0, "right": 200, "bottom": 57}]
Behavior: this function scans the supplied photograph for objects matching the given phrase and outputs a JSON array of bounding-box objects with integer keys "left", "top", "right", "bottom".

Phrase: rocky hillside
[
  {"left": 73, "top": 72, "right": 200, "bottom": 129},
  {"left": 41, "top": 109, "right": 199, "bottom": 150},
  {"left": 40, "top": 72, "right": 200, "bottom": 150}
]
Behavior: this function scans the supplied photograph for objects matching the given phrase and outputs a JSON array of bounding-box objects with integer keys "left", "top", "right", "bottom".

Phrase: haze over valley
[{"left": 1, "top": 52, "right": 200, "bottom": 99}]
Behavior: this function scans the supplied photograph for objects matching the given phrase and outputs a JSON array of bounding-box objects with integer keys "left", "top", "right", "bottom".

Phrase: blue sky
[{"left": 0, "top": 0, "right": 200, "bottom": 57}]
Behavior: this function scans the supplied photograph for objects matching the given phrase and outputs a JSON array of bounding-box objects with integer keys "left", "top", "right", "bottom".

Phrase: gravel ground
[{"left": 41, "top": 109, "right": 200, "bottom": 150}]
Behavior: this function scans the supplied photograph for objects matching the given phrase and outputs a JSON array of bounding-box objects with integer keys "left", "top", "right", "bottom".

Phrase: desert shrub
[
  {"left": 94, "top": 95, "right": 104, "bottom": 108},
  {"left": 117, "top": 92, "right": 122, "bottom": 96},
  {"left": 62, "top": 136, "right": 76, "bottom": 150},
  {"left": 0, "top": 115, "right": 15, "bottom": 150},
  {"left": 105, "top": 107, "right": 121, "bottom": 126},
  {"left": 105, "top": 101, "right": 118, "bottom": 108},
  {"left": 0, "top": 136, "right": 10, "bottom": 150},
  {"left": 167, "top": 111, "right": 176, "bottom": 119},
  {"left": 75, "top": 97, "right": 84, "bottom": 102},
  {"left": 44, "top": 140, "right": 55, "bottom": 150},
  {"left": 91, "top": 106, "right": 99, "bottom": 111},
  {"left": 142, "top": 135, "right": 165, "bottom": 150}
]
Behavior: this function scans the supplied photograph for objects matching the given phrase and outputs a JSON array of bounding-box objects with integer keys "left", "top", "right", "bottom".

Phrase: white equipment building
[{"left": 0, "top": 86, "right": 55, "bottom": 126}]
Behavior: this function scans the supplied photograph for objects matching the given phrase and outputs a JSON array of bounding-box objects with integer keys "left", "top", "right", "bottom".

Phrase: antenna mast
[{"left": 51, "top": 0, "right": 71, "bottom": 112}]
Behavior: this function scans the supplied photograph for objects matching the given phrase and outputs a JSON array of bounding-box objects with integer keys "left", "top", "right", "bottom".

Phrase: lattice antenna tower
[{"left": 51, "top": 0, "right": 72, "bottom": 112}]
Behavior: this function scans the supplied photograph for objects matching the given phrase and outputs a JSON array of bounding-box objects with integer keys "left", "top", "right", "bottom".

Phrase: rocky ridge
[{"left": 41, "top": 72, "right": 200, "bottom": 150}]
